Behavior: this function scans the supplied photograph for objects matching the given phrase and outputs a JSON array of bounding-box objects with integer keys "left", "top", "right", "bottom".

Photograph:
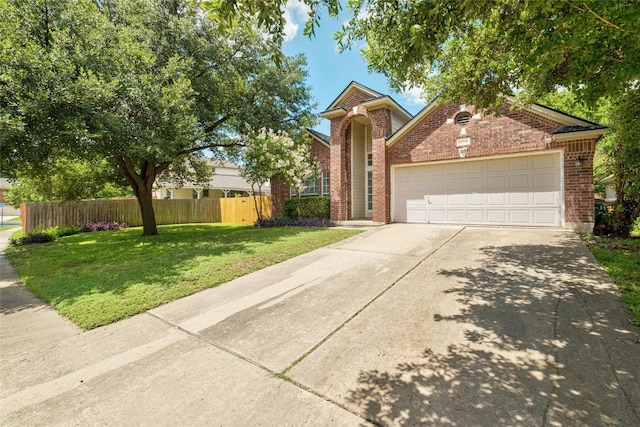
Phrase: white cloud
[
  {"left": 283, "top": 0, "right": 311, "bottom": 42},
  {"left": 401, "top": 86, "right": 426, "bottom": 107}
]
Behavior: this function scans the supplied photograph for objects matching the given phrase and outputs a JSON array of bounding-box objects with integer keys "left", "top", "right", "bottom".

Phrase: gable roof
[
  {"left": 325, "top": 81, "right": 384, "bottom": 111},
  {"left": 306, "top": 128, "right": 330, "bottom": 147},
  {"left": 321, "top": 81, "right": 413, "bottom": 124},
  {"left": 386, "top": 98, "right": 607, "bottom": 146}
]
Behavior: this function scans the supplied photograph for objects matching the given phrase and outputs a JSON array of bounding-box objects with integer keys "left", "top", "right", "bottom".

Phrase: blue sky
[{"left": 280, "top": 2, "right": 426, "bottom": 135}]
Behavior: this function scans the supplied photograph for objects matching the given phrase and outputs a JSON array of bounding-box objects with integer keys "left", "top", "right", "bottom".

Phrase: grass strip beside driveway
[
  {"left": 6, "top": 224, "right": 361, "bottom": 330},
  {"left": 584, "top": 234, "right": 640, "bottom": 326}
]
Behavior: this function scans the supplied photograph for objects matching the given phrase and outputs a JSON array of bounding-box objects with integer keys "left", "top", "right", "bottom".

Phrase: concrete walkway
[{"left": 1, "top": 225, "right": 638, "bottom": 426}]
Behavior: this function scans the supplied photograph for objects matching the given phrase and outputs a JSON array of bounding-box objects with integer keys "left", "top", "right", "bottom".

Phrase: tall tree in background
[
  {"left": 208, "top": 0, "right": 640, "bottom": 236},
  {"left": 5, "top": 158, "right": 131, "bottom": 205},
  {"left": 0, "top": 0, "right": 316, "bottom": 235}
]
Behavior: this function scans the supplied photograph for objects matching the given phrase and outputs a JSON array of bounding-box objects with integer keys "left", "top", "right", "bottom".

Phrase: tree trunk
[
  {"left": 115, "top": 156, "right": 169, "bottom": 236},
  {"left": 136, "top": 186, "right": 158, "bottom": 236}
]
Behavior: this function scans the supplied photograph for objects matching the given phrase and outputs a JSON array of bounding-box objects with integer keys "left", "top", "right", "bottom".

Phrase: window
[
  {"left": 322, "top": 170, "right": 330, "bottom": 196},
  {"left": 203, "top": 189, "right": 209, "bottom": 198},
  {"left": 290, "top": 177, "right": 319, "bottom": 197},
  {"left": 367, "top": 170, "right": 373, "bottom": 211}
]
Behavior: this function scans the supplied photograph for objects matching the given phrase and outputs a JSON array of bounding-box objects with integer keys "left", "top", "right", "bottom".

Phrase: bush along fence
[
  {"left": 283, "top": 196, "right": 330, "bottom": 219},
  {"left": 255, "top": 196, "right": 334, "bottom": 228},
  {"left": 20, "top": 196, "right": 271, "bottom": 233}
]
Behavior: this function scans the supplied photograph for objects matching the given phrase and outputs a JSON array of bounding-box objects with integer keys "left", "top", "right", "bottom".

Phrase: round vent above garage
[{"left": 454, "top": 112, "right": 472, "bottom": 126}]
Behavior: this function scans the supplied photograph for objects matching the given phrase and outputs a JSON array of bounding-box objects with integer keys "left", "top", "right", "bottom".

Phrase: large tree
[
  {"left": 0, "top": 0, "right": 316, "bottom": 235},
  {"left": 208, "top": 0, "right": 640, "bottom": 236}
]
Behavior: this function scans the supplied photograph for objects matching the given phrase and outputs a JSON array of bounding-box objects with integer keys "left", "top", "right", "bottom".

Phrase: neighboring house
[
  {"left": 154, "top": 161, "right": 269, "bottom": 200},
  {"left": 599, "top": 175, "right": 617, "bottom": 204},
  {"left": 0, "top": 178, "right": 21, "bottom": 216},
  {"left": 272, "top": 81, "right": 607, "bottom": 233}
]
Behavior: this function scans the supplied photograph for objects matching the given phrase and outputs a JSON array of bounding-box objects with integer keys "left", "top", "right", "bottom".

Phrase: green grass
[
  {"left": 6, "top": 224, "right": 361, "bottom": 330},
  {"left": 584, "top": 234, "right": 640, "bottom": 326}
]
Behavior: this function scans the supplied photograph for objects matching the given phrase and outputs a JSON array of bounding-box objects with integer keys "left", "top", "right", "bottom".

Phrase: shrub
[
  {"left": 47, "top": 226, "right": 84, "bottom": 238},
  {"left": 283, "top": 196, "right": 330, "bottom": 219},
  {"left": 10, "top": 232, "right": 55, "bottom": 246},
  {"left": 9, "top": 222, "right": 126, "bottom": 246},
  {"left": 81, "top": 221, "right": 128, "bottom": 232},
  {"left": 254, "top": 217, "right": 336, "bottom": 228}
]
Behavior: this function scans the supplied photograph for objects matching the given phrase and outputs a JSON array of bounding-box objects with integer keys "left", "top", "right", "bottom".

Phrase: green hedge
[{"left": 284, "top": 196, "right": 330, "bottom": 219}]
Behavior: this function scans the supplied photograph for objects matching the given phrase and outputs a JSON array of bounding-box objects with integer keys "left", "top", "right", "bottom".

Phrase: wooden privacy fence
[{"left": 21, "top": 196, "right": 271, "bottom": 233}]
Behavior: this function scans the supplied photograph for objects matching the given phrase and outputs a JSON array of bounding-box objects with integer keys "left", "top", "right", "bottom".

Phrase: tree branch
[
  {"left": 202, "top": 115, "right": 230, "bottom": 135},
  {"left": 176, "top": 141, "right": 247, "bottom": 156},
  {"left": 568, "top": 1, "right": 621, "bottom": 30}
]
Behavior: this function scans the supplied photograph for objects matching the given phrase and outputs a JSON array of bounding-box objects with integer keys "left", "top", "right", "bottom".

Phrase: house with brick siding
[{"left": 272, "top": 81, "right": 606, "bottom": 233}]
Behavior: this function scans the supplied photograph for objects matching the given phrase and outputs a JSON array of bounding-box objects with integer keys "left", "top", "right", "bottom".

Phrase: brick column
[
  {"left": 563, "top": 139, "right": 596, "bottom": 232},
  {"left": 269, "top": 173, "right": 289, "bottom": 218},
  {"left": 371, "top": 109, "right": 392, "bottom": 223},
  {"left": 330, "top": 131, "right": 348, "bottom": 221}
]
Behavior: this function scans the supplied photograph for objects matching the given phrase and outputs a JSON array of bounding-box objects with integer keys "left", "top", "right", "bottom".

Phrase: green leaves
[{"left": 1, "top": 0, "right": 317, "bottom": 234}]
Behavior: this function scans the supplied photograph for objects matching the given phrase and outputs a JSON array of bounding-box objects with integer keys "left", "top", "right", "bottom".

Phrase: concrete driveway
[{"left": 1, "top": 225, "right": 638, "bottom": 426}]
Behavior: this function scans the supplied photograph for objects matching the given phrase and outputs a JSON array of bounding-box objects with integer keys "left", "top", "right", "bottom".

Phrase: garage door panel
[
  {"left": 534, "top": 210, "right": 557, "bottom": 225},
  {"left": 447, "top": 194, "right": 464, "bottom": 206},
  {"left": 487, "top": 175, "right": 506, "bottom": 190},
  {"left": 426, "top": 194, "right": 445, "bottom": 207},
  {"left": 533, "top": 191, "right": 558, "bottom": 205},
  {"left": 533, "top": 174, "right": 558, "bottom": 190},
  {"left": 486, "top": 159, "right": 507, "bottom": 172},
  {"left": 429, "top": 209, "right": 446, "bottom": 222},
  {"left": 533, "top": 153, "right": 557, "bottom": 168},
  {"left": 467, "top": 177, "right": 485, "bottom": 191},
  {"left": 447, "top": 163, "right": 465, "bottom": 174},
  {"left": 466, "top": 193, "right": 484, "bottom": 205},
  {"left": 447, "top": 210, "right": 464, "bottom": 222},
  {"left": 394, "top": 152, "right": 562, "bottom": 227},
  {"left": 406, "top": 199, "right": 426, "bottom": 222},
  {"left": 447, "top": 177, "right": 464, "bottom": 191},
  {"left": 509, "top": 174, "right": 530, "bottom": 189},
  {"left": 466, "top": 209, "right": 485, "bottom": 223},
  {"left": 509, "top": 156, "right": 530, "bottom": 170},
  {"left": 510, "top": 210, "right": 532, "bottom": 224},
  {"left": 487, "top": 192, "right": 506, "bottom": 206},
  {"left": 429, "top": 178, "right": 447, "bottom": 193},
  {"left": 466, "top": 161, "right": 485, "bottom": 174},
  {"left": 509, "top": 192, "right": 531, "bottom": 205},
  {"left": 487, "top": 210, "right": 507, "bottom": 223}
]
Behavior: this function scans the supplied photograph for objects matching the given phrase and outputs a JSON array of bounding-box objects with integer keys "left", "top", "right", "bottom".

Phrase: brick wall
[{"left": 387, "top": 104, "right": 560, "bottom": 165}]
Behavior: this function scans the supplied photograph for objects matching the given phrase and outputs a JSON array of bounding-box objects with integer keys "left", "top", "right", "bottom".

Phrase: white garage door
[{"left": 393, "top": 152, "right": 562, "bottom": 226}]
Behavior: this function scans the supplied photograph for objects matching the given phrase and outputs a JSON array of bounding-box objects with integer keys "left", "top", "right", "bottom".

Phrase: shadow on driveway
[{"left": 344, "top": 234, "right": 640, "bottom": 426}]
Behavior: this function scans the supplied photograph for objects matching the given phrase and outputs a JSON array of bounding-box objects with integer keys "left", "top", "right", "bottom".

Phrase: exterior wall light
[{"left": 575, "top": 156, "right": 583, "bottom": 167}]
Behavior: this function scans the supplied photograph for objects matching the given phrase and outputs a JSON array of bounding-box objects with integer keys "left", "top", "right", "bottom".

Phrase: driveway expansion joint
[
  {"left": 280, "top": 227, "right": 467, "bottom": 376},
  {"left": 145, "top": 311, "right": 275, "bottom": 375}
]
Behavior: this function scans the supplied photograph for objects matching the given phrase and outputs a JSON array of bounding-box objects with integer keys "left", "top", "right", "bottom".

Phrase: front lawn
[
  {"left": 583, "top": 234, "right": 640, "bottom": 326},
  {"left": 6, "top": 224, "right": 361, "bottom": 329}
]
